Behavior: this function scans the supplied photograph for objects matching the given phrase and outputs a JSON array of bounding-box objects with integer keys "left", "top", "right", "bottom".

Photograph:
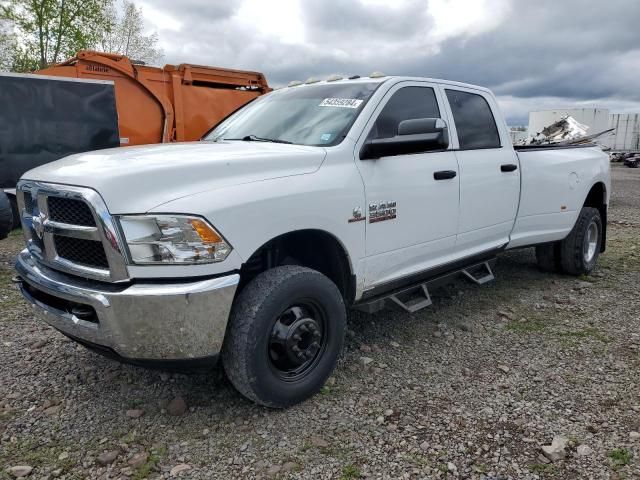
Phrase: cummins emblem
[{"left": 369, "top": 201, "right": 397, "bottom": 223}]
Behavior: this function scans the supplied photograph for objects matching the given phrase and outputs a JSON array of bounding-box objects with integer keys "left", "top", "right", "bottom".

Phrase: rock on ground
[
  {"left": 167, "top": 397, "right": 188, "bottom": 416},
  {"left": 170, "top": 464, "right": 192, "bottom": 476},
  {"left": 7, "top": 466, "right": 32, "bottom": 478},
  {"left": 541, "top": 435, "right": 569, "bottom": 462},
  {"left": 96, "top": 450, "right": 119, "bottom": 466}
]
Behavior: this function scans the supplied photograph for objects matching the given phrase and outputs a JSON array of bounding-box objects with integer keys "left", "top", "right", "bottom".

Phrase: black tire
[
  {"left": 559, "top": 207, "right": 602, "bottom": 275},
  {"left": 535, "top": 242, "right": 561, "bottom": 272},
  {"left": 0, "top": 191, "right": 13, "bottom": 240},
  {"left": 222, "top": 265, "right": 346, "bottom": 408}
]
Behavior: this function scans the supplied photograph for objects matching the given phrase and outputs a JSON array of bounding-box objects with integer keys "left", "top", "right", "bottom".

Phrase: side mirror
[{"left": 360, "top": 117, "right": 449, "bottom": 160}]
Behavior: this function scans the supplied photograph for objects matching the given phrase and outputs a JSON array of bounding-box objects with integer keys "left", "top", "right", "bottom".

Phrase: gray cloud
[
  {"left": 302, "top": 0, "right": 431, "bottom": 40},
  {"left": 146, "top": 0, "right": 239, "bottom": 23},
  {"left": 143, "top": 0, "right": 640, "bottom": 124},
  {"left": 415, "top": 0, "right": 640, "bottom": 103}
]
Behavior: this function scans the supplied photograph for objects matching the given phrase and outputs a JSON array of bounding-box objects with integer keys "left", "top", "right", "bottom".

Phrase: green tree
[
  {"left": 0, "top": 17, "right": 40, "bottom": 73},
  {"left": 10, "top": 47, "right": 41, "bottom": 72},
  {"left": 0, "top": 18, "right": 14, "bottom": 71},
  {"left": 1, "top": 0, "right": 111, "bottom": 70},
  {"left": 99, "top": 0, "right": 162, "bottom": 64}
]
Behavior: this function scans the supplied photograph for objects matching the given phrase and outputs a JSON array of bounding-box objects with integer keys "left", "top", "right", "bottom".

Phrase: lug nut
[
  {"left": 292, "top": 345, "right": 301, "bottom": 353},
  {"left": 292, "top": 333, "right": 302, "bottom": 341}
]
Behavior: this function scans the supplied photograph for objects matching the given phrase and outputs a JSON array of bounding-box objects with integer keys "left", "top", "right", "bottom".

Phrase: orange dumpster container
[{"left": 37, "top": 50, "right": 270, "bottom": 146}]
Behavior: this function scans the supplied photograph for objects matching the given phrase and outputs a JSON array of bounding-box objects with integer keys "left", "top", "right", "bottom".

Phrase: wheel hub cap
[
  {"left": 269, "top": 305, "right": 325, "bottom": 377},
  {"left": 284, "top": 317, "right": 322, "bottom": 363},
  {"left": 583, "top": 221, "right": 598, "bottom": 263}
]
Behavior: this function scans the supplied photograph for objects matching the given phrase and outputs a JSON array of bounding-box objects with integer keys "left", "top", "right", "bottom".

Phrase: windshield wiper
[{"left": 225, "top": 135, "right": 293, "bottom": 144}]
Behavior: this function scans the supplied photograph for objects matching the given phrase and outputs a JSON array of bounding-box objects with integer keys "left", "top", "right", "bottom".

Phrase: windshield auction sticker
[{"left": 319, "top": 98, "right": 364, "bottom": 108}]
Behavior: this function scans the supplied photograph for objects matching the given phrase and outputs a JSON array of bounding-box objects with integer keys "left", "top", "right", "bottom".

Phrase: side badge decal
[{"left": 369, "top": 201, "right": 397, "bottom": 223}]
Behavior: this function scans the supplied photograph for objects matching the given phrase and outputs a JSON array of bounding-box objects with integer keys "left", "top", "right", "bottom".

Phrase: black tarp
[{"left": 0, "top": 74, "right": 120, "bottom": 188}]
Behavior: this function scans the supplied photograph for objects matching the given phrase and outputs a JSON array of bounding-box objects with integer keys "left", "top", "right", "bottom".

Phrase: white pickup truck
[{"left": 15, "top": 75, "right": 610, "bottom": 407}]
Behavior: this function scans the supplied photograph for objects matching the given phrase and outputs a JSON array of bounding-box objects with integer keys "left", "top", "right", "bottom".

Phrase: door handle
[
  {"left": 433, "top": 170, "right": 457, "bottom": 180},
  {"left": 501, "top": 164, "right": 518, "bottom": 172}
]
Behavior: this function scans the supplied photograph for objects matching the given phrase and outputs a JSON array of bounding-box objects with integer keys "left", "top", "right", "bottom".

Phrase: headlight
[{"left": 118, "top": 215, "right": 232, "bottom": 264}]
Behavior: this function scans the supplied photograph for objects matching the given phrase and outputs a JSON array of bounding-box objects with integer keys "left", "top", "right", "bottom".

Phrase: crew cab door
[
  {"left": 354, "top": 82, "right": 460, "bottom": 290},
  {"left": 441, "top": 87, "right": 520, "bottom": 257}
]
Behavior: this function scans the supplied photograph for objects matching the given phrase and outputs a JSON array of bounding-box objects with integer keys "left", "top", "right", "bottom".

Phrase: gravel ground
[{"left": 1, "top": 164, "right": 639, "bottom": 480}]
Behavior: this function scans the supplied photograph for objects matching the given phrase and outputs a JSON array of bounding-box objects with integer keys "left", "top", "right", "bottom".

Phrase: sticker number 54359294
[{"left": 319, "top": 98, "right": 364, "bottom": 108}]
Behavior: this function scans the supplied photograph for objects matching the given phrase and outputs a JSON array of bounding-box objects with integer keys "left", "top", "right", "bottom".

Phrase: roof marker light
[
  {"left": 326, "top": 74, "right": 343, "bottom": 82},
  {"left": 369, "top": 71, "right": 386, "bottom": 78},
  {"left": 288, "top": 80, "right": 303, "bottom": 87},
  {"left": 305, "top": 77, "right": 320, "bottom": 84}
]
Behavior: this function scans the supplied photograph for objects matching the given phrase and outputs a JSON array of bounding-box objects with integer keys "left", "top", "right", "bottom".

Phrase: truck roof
[{"left": 282, "top": 75, "right": 493, "bottom": 94}]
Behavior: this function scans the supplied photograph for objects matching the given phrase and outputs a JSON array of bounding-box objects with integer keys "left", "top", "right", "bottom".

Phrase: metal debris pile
[{"left": 520, "top": 115, "right": 614, "bottom": 147}]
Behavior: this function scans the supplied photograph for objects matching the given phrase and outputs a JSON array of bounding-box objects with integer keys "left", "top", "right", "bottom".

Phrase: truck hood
[{"left": 21, "top": 141, "right": 327, "bottom": 213}]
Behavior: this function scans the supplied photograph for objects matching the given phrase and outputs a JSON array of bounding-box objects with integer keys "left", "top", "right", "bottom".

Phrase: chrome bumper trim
[{"left": 16, "top": 249, "right": 239, "bottom": 360}]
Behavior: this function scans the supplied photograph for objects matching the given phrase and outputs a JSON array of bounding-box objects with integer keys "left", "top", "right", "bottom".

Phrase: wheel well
[
  {"left": 239, "top": 230, "right": 355, "bottom": 304},
  {"left": 583, "top": 182, "right": 607, "bottom": 252}
]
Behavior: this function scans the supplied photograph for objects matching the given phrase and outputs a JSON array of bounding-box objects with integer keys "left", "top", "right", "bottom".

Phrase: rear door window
[
  {"left": 445, "top": 89, "right": 501, "bottom": 149},
  {"left": 369, "top": 86, "right": 441, "bottom": 139}
]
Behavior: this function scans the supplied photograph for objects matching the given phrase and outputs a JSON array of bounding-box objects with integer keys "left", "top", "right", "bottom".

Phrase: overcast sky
[{"left": 138, "top": 0, "right": 640, "bottom": 125}]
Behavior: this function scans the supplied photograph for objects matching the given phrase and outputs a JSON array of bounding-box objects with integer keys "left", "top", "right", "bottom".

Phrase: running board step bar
[
  {"left": 354, "top": 258, "right": 498, "bottom": 314},
  {"left": 389, "top": 284, "right": 432, "bottom": 313},
  {"left": 461, "top": 261, "right": 495, "bottom": 285}
]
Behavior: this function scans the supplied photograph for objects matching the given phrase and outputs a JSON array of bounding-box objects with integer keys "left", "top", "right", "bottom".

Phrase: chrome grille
[
  {"left": 16, "top": 181, "right": 129, "bottom": 282},
  {"left": 48, "top": 197, "right": 96, "bottom": 227},
  {"left": 54, "top": 235, "right": 109, "bottom": 269}
]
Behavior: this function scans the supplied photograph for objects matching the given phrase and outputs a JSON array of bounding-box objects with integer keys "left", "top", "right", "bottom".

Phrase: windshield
[{"left": 206, "top": 82, "right": 380, "bottom": 146}]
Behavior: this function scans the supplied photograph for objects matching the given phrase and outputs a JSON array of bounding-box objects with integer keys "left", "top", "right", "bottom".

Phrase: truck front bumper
[{"left": 15, "top": 249, "right": 239, "bottom": 362}]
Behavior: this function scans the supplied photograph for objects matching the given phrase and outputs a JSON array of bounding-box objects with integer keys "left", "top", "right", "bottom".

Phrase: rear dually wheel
[{"left": 559, "top": 207, "right": 602, "bottom": 275}]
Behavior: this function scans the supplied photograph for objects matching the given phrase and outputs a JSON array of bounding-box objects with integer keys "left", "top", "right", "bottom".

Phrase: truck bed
[{"left": 509, "top": 145, "right": 609, "bottom": 248}]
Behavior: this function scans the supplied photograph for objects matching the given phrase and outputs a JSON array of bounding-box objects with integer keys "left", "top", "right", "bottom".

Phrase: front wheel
[
  {"left": 559, "top": 207, "right": 602, "bottom": 275},
  {"left": 222, "top": 266, "right": 346, "bottom": 407}
]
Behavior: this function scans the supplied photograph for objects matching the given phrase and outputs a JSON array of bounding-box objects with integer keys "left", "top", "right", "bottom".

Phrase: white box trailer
[
  {"left": 509, "top": 127, "right": 528, "bottom": 144},
  {"left": 606, "top": 113, "right": 640, "bottom": 152}
]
